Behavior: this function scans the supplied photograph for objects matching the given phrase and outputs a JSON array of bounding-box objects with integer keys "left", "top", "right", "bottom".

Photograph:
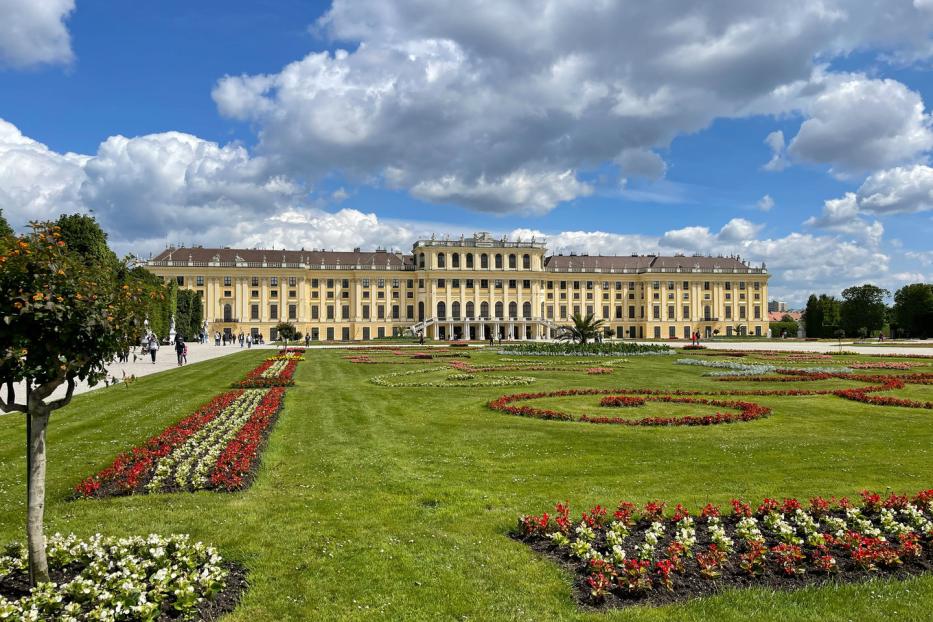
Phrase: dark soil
[
  {"left": 0, "top": 562, "right": 248, "bottom": 620},
  {"left": 513, "top": 511, "right": 933, "bottom": 610}
]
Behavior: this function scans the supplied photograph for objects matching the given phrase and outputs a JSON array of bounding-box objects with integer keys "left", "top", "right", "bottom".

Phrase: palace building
[{"left": 144, "top": 232, "right": 770, "bottom": 341}]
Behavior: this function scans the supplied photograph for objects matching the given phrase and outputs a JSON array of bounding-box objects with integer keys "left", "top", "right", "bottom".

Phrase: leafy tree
[
  {"left": 174, "top": 289, "right": 203, "bottom": 340},
  {"left": 0, "top": 223, "right": 156, "bottom": 584},
  {"left": 556, "top": 312, "right": 604, "bottom": 344},
  {"left": 54, "top": 214, "right": 119, "bottom": 270},
  {"left": 893, "top": 283, "right": 933, "bottom": 338},
  {"left": 275, "top": 321, "right": 297, "bottom": 345},
  {"left": 0, "top": 209, "right": 13, "bottom": 237},
  {"left": 769, "top": 315, "right": 799, "bottom": 337},
  {"left": 840, "top": 284, "right": 889, "bottom": 337},
  {"left": 804, "top": 294, "right": 843, "bottom": 337},
  {"left": 803, "top": 295, "right": 822, "bottom": 337}
]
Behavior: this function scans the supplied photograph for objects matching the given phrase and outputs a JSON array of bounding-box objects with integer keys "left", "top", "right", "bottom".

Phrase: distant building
[
  {"left": 144, "top": 232, "right": 770, "bottom": 342},
  {"left": 768, "top": 299, "right": 786, "bottom": 313},
  {"left": 768, "top": 310, "right": 802, "bottom": 322}
]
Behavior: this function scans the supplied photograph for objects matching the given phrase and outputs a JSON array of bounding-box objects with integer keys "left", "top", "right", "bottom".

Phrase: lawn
[{"left": 1, "top": 348, "right": 932, "bottom": 621}]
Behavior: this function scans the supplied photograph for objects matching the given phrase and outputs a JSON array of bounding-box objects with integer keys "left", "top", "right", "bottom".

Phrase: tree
[
  {"left": 556, "top": 312, "right": 604, "bottom": 344},
  {"left": 803, "top": 295, "right": 822, "bottom": 338},
  {"left": 840, "top": 284, "right": 889, "bottom": 337},
  {"left": 893, "top": 283, "right": 933, "bottom": 338},
  {"left": 174, "top": 289, "right": 203, "bottom": 340},
  {"left": 0, "top": 209, "right": 13, "bottom": 237},
  {"left": 0, "top": 223, "right": 155, "bottom": 584},
  {"left": 275, "top": 321, "right": 297, "bottom": 345},
  {"left": 54, "top": 214, "right": 119, "bottom": 271}
]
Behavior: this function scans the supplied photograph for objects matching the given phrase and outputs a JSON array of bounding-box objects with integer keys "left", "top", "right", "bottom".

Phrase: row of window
[{"left": 421, "top": 252, "right": 534, "bottom": 270}]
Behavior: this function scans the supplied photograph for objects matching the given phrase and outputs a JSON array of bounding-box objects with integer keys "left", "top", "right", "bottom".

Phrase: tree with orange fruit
[{"left": 0, "top": 221, "right": 157, "bottom": 585}]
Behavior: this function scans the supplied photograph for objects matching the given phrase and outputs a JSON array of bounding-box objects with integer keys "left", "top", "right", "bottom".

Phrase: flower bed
[
  {"left": 600, "top": 395, "right": 646, "bottom": 407},
  {"left": 488, "top": 389, "right": 771, "bottom": 426},
  {"left": 499, "top": 342, "right": 671, "bottom": 356},
  {"left": 515, "top": 489, "right": 933, "bottom": 609},
  {"left": 681, "top": 344, "right": 707, "bottom": 350},
  {"left": 0, "top": 533, "right": 245, "bottom": 620},
  {"left": 586, "top": 367, "right": 614, "bottom": 375},
  {"left": 233, "top": 358, "right": 298, "bottom": 388},
  {"left": 370, "top": 367, "right": 537, "bottom": 388},
  {"left": 76, "top": 388, "right": 287, "bottom": 497}
]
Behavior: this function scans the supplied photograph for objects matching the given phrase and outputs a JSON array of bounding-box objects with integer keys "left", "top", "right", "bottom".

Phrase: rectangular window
[
  {"left": 495, "top": 279, "right": 503, "bottom": 288},
  {"left": 754, "top": 306, "right": 761, "bottom": 319},
  {"left": 466, "top": 279, "right": 474, "bottom": 288},
  {"left": 341, "top": 305, "right": 349, "bottom": 319},
  {"left": 223, "top": 290, "right": 231, "bottom": 298},
  {"left": 288, "top": 290, "right": 296, "bottom": 298},
  {"left": 250, "top": 304, "right": 259, "bottom": 320},
  {"left": 376, "top": 279, "right": 384, "bottom": 288},
  {"left": 602, "top": 305, "right": 610, "bottom": 318},
  {"left": 288, "top": 304, "right": 297, "bottom": 320},
  {"left": 252, "top": 276, "right": 260, "bottom": 287},
  {"left": 418, "top": 279, "right": 425, "bottom": 288},
  {"left": 452, "top": 279, "right": 460, "bottom": 288},
  {"left": 327, "top": 279, "right": 334, "bottom": 288},
  {"left": 270, "top": 290, "right": 278, "bottom": 298},
  {"left": 223, "top": 276, "right": 232, "bottom": 286},
  {"left": 392, "top": 305, "right": 400, "bottom": 319},
  {"left": 251, "top": 290, "right": 259, "bottom": 298},
  {"left": 407, "top": 279, "right": 414, "bottom": 288},
  {"left": 311, "top": 278, "right": 319, "bottom": 288},
  {"left": 668, "top": 305, "right": 675, "bottom": 320},
  {"left": 683, "top": 305, "right": 690, "bottom": 320},
  {"left": 271, "top": 276, "right": 278, "bottom": 286},
  {"left": 508, "top": 279, "right": 517, "bottom": 288},
  {"left": 437, "top": 278, "right": 446, "bottom": 288},
  {"left": 523, "top": 279, "right": 531, "bottom": 288},
  {"left": 270, "top": 304, "right": 278, "bottom": 320},
  {"left": 289, "top": 276, "right": 297, "bottom": 286},
  {"left": 725, "top": 306, "right": 732, "bottom": 319},
  {"left": 326, "top": 305, "right": 334, "bottom": 320},
  {"left": 363, "top": 291, "right": 370, "bottom": 299},
  {"left": 481, "top": 279, "right": 489, "bottom": 289},
  {"left": 362, "top": 278, "right": 370, "bottom": 287},
  {"left": 311, "top": 306, "right": 319, "bottom": 320},
  {"left": 653, "top": 306, "right": 660, "bottom": 320},
  {"left": 363, "top": 306, "right": 370, "bottom": 319},
  {"left": 406, "top": 305, "right": 414, "bottom": 319},
  {"left": 725, "top": 281, "right": 732, "bottom": 290},
  {"left": 560, "top": 305, "right": 567, "bottom": 318},
  {"left": 703, "top": 281, "right": 710, "bottom": 290},
  {"left": 615, "top": 305, "right": 622, "bottom": 319},
  {"left": 628, "top": 305, "right": 635, "bottom": 319},
  {"left": 740, "top": 307, "right": 746, "bottom": 319},
  {"left": 378, "top": 305, "right": 385, "bottom": 319}
]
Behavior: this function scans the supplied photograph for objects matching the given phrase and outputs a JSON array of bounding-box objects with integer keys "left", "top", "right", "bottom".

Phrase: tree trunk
[{"left": 26, "top": 398, "right": 50, "bottom": 584}]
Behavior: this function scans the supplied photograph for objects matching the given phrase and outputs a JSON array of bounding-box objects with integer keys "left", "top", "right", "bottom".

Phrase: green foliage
[
  {"left": 174, "top": 288, "right": 203, "bottom": 341},
  {"left": 0, "top": 223, "right": 157, "bottom": 393},
  {"left": 840, "top": 284, "right": 889, "bottom": 337},
  {"left": 53, "top": 214, "right": 119, "bottom": 271},
  {"left": 0, "top": 209, "right": 12, "bottom": 238},
  {"left": 769, "top": 317, "right": 799, "bottom": 337},
  {"left": 893, "top": 283, "right": 933, "bottom": 338},
  {"left": 275, "top": 321, "right": 297, "bottom": 342},
  {"left": 804, "top": 294, "right": 842, "bottom": 338},
  {"left": 556, "top": 312, "right": 604, "bottom": 344}
]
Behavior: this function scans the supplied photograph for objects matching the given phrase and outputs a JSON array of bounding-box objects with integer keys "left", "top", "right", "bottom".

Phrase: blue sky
[{"left": 2, "top": 0, "right": 933, "bottom": 305}]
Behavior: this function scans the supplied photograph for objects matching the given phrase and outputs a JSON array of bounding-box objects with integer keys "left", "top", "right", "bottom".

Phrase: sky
[{"left": 2, "top": 1, "right": 933, "bottom": 306}]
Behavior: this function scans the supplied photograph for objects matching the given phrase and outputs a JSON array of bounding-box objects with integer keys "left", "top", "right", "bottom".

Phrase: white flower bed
[
  {"left": 148, "top": 389, "right": 267, "bottom": 493},
  {"left": 370, "top": 367, "right": 537, "bottom": 387},
  {"left": 0, "top": 533, "right": 230, "bottom": 621},
  {"left": 674, "top": 359, "right": 853, "bottom": 377}
]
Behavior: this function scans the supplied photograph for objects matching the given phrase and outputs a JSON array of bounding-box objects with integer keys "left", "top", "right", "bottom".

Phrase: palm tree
[{"left": 556, "top": 312, "right": 605, "bottom": 344}]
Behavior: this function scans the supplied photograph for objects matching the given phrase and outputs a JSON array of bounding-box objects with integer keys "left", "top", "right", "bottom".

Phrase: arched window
[
  {"left": 418, "top": 301, "right": 425, "bottom": 321},
  {"left": 495, "top": 302, "right": 503, "bottom": 318},
  {"left": 437, "top": 301, "right": 446, "bottom": 319},
  {"left": 509, "top": 302, "right": 518, "bottom": 318},
  {"left": 451, "top": 301, "right": 461, "bottom": 319},
  {"left": 437, "top": 253, "right": 446, "bottom": 268},
  {"left": 418, "top": 253, "right": 425, "bottom": 269},
  {"left": 466, "top": 253, "right": 474, "bottom": 268},
  {"left": 452, "top": 253, "right": 460, "bottom": 268},
  {"left": 495, "top": 254, "right": 503, "bottom": 269},
  {"left": 481, "top": 254, "right": 489, "bottom": 269},
  {"left": 522, "top": 301, "right": 531, "bottom": 318},
  {"left": 223, "top": 304, "right": 233, "bottom": 322},
  {"left": 522, "top": 254, "right": 531, "bottom": 269},
  {"left": 508, "top": 254, "right": 516, "bottom": 269},
  {"left": 480, "top": 301, "right": 489, "bottom": 318},
  {"left": 466, "top": 301, "right": 475, "bottom": 318}
]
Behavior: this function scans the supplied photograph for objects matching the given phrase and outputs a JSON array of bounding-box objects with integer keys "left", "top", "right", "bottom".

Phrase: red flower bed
[
  {"left": 210, "top": 387, "right": 287, "bottom": 490},
  {"left": 586, "top": 367, "right": 614, "bottom": 375},
  {"left": 233, "top": 359, "right": 298, "bottom": 388},
  {"left": 681, "top": 345, "right": 707, "bottom": 350},
  {"left": 74, "top": 391, "right": 243, "bottom": 497},
  {"left": 516, "top": 488, "right": 933, "bottom": 609},
  {"left": 488, "top": 389, "right": 771, "bottom": 426}
]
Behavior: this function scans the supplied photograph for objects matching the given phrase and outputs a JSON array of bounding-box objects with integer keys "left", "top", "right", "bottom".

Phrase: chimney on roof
[{"left": 354, "top": 247, "right": 361, "bottom": 252}]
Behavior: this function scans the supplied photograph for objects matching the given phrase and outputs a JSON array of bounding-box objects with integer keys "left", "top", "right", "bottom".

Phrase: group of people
[
  {"left": 690, "top": 331, "right": 702, "bottom": 346},
  {"left": 214, "top": 331, "right": 265, "bottom": 347}
]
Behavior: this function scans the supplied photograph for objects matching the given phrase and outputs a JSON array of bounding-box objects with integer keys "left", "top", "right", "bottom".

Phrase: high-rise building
[{"left": 144, "top": 232, "right": 770, "bottom": 341}]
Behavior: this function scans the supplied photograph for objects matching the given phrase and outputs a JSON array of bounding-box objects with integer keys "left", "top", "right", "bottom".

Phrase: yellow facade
[{"left": 144, "top": 232, "right": 769, "bottom": 341}]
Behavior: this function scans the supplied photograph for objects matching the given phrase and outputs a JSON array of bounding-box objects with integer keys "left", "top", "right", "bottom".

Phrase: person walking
[
  {"left": 239, "top": 332, "right": 245, "bottom": 348},
  {"left": 174, "top": 333, "right": 185, "bottom": 366},
  {"left": 418, "top": 331, "right": 425, "bottom": 346},
  {"left": 246, "top": 333, "right": 253, "bottom": 348},
  {"left": 182, "top": 342, "right": 188, "bottom": 364},
  {"left": 305, "top": 333, "right": 311, "bottom": 347},
  {"left": 148, "top": 333, "right": 159, "bottom": 364}
]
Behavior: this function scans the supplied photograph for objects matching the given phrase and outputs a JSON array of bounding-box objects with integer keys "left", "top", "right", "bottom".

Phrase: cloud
[
  {"left": 787, "top": 77, "right": 933, "bottom": 176},
  {"left": 804, "top": 192, "right": 884, "bottom": 245},
  {"left": 661, "top": 218, "right": 764, "bottom": 250},
  {"left": 213, "top": 0, "right": 933, "bottom": 214},
  {"left": 0, "top": 0, "right": 75, "bottom": 69},
  {"left": 616, "top": 149, "right": 667, "bottom": 181},
  {"left": 762, "top": 131, "right": 787, "bottom": 171},
  {"left": 756, "top": 194, "right": 775, "bottom": 211},
  {"left": 856, "top": 164, "right": 933, "bottom": 215}
]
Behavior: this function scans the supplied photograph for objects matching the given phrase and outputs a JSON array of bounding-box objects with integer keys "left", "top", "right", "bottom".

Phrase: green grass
[{"left": 1, "top": 349, "right": 932, "bottom": 621}]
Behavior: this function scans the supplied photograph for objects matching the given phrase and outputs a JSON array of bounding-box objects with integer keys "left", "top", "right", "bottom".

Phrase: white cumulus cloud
[{"left": 0, "top": 0, "right": 75, "bottom": 69}]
